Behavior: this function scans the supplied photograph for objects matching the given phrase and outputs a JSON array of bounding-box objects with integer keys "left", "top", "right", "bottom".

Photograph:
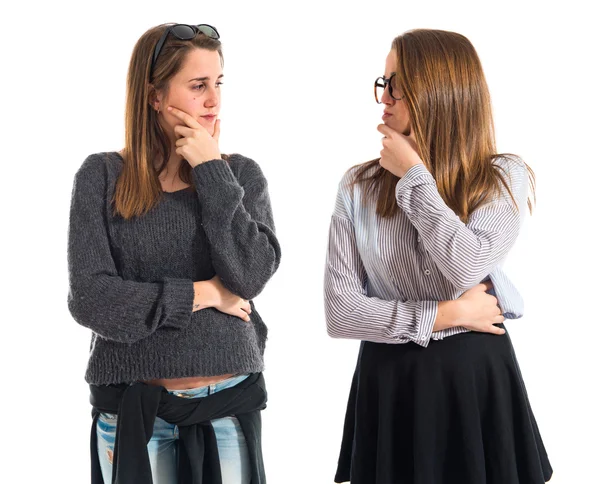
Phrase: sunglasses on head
[{"left": 150, "top": 24, "right": 220, "bottom": 78}]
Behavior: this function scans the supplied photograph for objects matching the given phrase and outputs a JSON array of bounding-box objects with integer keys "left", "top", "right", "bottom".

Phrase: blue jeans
[{"left": 96, "top": 374, "right": 252, "bottom": 484}]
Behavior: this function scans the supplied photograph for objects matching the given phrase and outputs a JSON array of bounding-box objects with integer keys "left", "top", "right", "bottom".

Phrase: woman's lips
[
  {"left": 201, "top": 115, "right": 216, "bottom": 122},
  {"left": 382, "top": 112, "right": 392, "bottom": 120}
]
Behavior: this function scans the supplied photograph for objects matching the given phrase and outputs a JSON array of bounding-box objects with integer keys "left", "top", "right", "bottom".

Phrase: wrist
[
  {"left": 434, "top": 300, "right": 460, "bottom": 331},
  {"left": 190, "top": 154, "right": 222, "bottom": 168},
  {"left": 404, "top": 160, "right": 424, "bottom": 175},
  {"left": 200, "top": 153, "right": 223, "bottom": 165},
  {"left": 193, "top": 280, "right": 219, "bottom": 310}
]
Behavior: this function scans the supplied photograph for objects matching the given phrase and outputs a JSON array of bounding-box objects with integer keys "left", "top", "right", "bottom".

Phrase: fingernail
[{"left": 167, "top": 106, "right": 172, "bottom": 111}]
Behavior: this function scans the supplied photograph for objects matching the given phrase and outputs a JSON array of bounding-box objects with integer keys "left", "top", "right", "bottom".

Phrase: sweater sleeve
[
  {"left": 395, "top": 158, "right": 529, "bottom": 290},
  {"left": 67, "top": 155, "right": 194, "bottom": 344},
  {"left": 191, "top": 156, "right": 281, "bottom": 301},
  {"left": 324, "top": 174, "right": 438, "bottom": 347}
]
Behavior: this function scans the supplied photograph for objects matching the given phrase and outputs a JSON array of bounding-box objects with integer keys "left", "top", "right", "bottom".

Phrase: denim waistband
[{"left": 167, "top": 373, "right": 251, "bottom": 398}]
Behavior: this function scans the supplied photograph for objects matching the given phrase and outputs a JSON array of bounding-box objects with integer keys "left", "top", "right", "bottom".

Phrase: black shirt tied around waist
[{"left": 90, "top": 372, "right": 267, "bottom": 484}]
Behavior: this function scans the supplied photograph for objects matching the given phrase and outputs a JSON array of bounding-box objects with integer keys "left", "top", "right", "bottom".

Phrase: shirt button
[
  {"left": 417, "top": 237, "right": 421, "bottom": 242},
  {"left": 424, "top": 269, "right": 431, "bottom": 275}
]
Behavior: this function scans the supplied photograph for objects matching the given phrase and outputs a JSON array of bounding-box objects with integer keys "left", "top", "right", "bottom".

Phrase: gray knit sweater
[{"left": 67, "top": 152, "right": 281, "bottom": 385}]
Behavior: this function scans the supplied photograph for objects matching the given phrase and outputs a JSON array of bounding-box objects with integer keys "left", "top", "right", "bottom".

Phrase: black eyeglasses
[
  {"left": 374, "top": 73, "right": 405, "bottom": 104},
  {"left": 150, "top": 24, "right": 220, "bottom": 78}
]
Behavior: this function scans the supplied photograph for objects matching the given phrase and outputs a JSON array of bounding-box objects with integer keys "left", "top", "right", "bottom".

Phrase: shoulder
[
  {"left": 75, "top": 151, "right": 123, "bottom": 180},
  {"left": 226, "top": 153, "right": 267, "bottom": 187},
  {"left": 72, "top": 152, "right": 123, "bottom": 199},
  {"left": 492, "top": 154, "right": 528, "bottom": 182},
  {"left": 333, "top": 161, "right": 377, "bottom": 220},
  {"left": 490, "top": 154, "right": 530, "bottom": 204},
  {"left": 491, "top": 155, "right": 530, "bottom": 200},
  {"left": 338, "top": 161, "right": 378, "bottom": 196}
]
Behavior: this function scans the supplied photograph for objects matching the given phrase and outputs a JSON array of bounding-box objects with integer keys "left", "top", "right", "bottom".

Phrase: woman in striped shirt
[{"left": 325, "top": 29, "right": 552, "bottom": 484}]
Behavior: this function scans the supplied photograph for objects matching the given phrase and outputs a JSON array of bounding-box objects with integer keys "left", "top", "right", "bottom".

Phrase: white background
[{"left": 1, "top": 0, "right": 598, "bottom": 482}]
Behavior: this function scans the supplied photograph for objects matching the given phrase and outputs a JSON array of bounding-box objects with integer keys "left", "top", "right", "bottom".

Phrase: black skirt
[{"left": 334, "top": 326, "right": 553, "bottom": 484}]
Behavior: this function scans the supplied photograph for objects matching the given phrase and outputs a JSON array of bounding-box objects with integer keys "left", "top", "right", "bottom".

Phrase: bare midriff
[{"left": 144, "top": 374, "right": 236, "bottom": 390}]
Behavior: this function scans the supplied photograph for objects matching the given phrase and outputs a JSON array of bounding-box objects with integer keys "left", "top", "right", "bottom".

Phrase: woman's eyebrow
[{"left": 188, "top": 74, "right": 225, "bottom": 82}]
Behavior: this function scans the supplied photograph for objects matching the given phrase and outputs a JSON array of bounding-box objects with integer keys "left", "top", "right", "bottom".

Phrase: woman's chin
[
  {"left": 198, "top": 118, "right": 216, "bottom": 135},
  {"left": 382, "top": 119, "right": 405, "bottom": 134}
]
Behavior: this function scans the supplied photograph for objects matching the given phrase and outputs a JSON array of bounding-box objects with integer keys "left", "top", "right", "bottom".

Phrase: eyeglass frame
[
  {"left": 150, "top": 24, "right": 220, "bottom": 79},
  {"left": 374, "top": 73, "right": 406, "bottom": 104}
]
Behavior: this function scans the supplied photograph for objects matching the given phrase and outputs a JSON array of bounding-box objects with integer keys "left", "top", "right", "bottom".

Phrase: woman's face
[
  {"left": 154, "top": 48, "right": 223, "bottom": 139},
  {"left": 381, "top": 49, "right": 411, "bottom": 136}
]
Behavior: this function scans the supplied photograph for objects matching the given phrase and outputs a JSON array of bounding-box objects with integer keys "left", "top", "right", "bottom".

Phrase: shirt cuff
[
  {"left": 192, "top": 158, "right": 238, "bottom": 187},
  {"left": 396, "top": 164, "right": 435, "bottom": 195},
  {"left": 159, "top": 278, "right": 194, "bottom": 330},
  {"left": 411, "top": 300, "right": 438, "bottom": 347}
]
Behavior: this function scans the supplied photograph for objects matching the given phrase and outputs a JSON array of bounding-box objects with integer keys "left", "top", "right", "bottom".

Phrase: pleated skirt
[{"left": 334, "top": 327, "right": 553, "bottom": 484}]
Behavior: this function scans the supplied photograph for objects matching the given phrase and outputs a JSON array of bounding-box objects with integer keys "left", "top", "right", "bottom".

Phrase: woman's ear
[{"left": 148, "top": 85, "right": 162, "bottom": 112}]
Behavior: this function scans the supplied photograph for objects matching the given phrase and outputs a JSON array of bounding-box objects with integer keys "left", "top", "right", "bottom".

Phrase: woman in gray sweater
[{"left": 67, "top": 23, "right": 280, "bottom": 484}]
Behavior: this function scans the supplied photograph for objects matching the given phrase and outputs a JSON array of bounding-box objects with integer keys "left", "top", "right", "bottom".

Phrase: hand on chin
[{"left": 377, "top": 123, "right": 423, "bottom": 178}]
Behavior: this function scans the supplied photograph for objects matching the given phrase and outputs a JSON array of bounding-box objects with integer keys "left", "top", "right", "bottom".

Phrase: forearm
[
  {"left": 325, "top": 254, "right": 439, "bottom": 346},
  {"left": 396, "top": 164, "right": 525, "bottom": 289},
  {"left": 325, "top": 293, "right": 438, "bottom": 346},
  {"left": 193, "top": 160, "right": 281, "bottom": 299},
  {"left": 326, "top": 291, "right": 466, "bottom": 342},
  {"left": 205, "top": 218, "right": 280, "bottom": 300},
  {"left": 68, "top": 275, "right": 194, "bottom": 343},
  {"left": 408, "top": 202, "right": 517, "bottom": 288}
]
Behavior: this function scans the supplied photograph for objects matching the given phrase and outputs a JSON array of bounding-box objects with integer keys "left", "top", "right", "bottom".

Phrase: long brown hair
[
  {"left": 114, "top": 24, "right": 224, "bottom": 219},
  {"left": 353, "top": 29, "right": 535, "bottom": 222}
]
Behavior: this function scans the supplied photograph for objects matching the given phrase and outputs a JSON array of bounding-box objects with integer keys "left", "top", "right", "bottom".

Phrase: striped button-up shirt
[{"left": 324, "top": 157, "right": 529, "bottom": 347}]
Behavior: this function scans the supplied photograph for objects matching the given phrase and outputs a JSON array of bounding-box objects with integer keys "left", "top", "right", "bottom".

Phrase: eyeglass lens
[{"left": 375, "top": 76, "right": 402, "bottom": 103}]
